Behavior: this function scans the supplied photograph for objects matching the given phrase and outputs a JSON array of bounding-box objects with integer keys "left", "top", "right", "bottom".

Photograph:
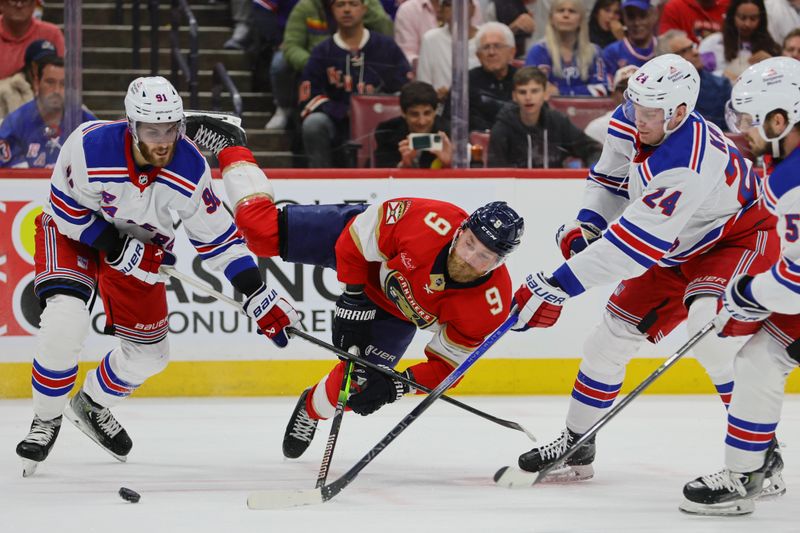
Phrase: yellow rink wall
[{"left": 2, "top": 358, "right": 800, "bottom": 398}]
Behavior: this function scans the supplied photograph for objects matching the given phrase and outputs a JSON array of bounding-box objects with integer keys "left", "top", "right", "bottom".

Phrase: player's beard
[
  {"left": 138, "top": 141, "right": 176, "bottom": 167},
  {"left": 446, "top": 252, "right": 484, "bottom": 283}
]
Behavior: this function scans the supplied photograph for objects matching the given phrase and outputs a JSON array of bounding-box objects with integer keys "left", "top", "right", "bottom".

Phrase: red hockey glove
[
  {"left": 555, "top": 221, "right": 602, "bottom": 260},
  {"left": 714, "top": 274, "right": 771, "bottom": 337},
  {"left": 105, "top": 235, "right": 175, "bottom": 285},
  {"left": 242, "top": 283, "right": 300, "bottom": 347},
  {"left": 512, "top": 271, "right": 569, "bottom": 331}
]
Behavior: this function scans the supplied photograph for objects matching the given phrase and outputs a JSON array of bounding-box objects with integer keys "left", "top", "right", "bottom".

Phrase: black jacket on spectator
[
  {"left": 494, "top": 0, "right": 532, "bottom": 58},
  {"left": 488, "top": 102, "right": 602, "bottom": 168},
  {"left": 469, "top": 65, "right": 517, "bottom": 132},
  {"left": 696, "top": 69, "right": 732, "bottom": 131},
  {"left": 373, "top": 115, "right": 448, "bottom": 168}
]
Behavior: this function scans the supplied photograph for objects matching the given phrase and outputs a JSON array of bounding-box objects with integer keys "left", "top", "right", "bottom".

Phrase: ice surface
[{"left": 1, "top": 395, "right": 797, "bottom": 533}]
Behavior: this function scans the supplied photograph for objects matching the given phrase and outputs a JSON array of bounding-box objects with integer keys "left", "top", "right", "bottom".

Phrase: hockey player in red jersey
[
  {"left": 15, "top": 77, "right": 299, "bottom": 477},
  {"left": 185, "top": 119, "right": 524, "bottom": 459},
  {"left": 509, "top": 54, "right": 783, "bottom": 486},
  {"left": 680, "top": 57, "right": 800, "bottom": 516}
]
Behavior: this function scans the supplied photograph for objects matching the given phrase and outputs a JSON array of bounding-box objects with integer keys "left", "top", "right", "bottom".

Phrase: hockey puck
[{"left": 118, "top": 487, "right": 141, "bottom": 503}]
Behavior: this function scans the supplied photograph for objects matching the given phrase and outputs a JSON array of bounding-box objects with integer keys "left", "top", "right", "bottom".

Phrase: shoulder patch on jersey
[{"left": 384, "top": 200, "right": 412, "bottom": 225}]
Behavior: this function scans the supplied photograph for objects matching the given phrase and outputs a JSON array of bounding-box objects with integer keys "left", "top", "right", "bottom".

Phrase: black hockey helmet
[{"left": 462, "top": 201, "right": 524, "bottom": 257}]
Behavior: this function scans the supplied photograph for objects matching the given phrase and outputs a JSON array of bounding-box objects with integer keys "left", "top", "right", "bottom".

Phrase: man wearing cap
[
  {"left": 601, "top": 0, "right": 658, "bottom": 77},
  {"left": 0, "top": 55, "right": 95, "bottom": 168},
  {"left": 0, "top": 0, "right": 64, "bottom": 80},
  {"left": 24, "top": 38, "right": 57, "bottom": 88}
]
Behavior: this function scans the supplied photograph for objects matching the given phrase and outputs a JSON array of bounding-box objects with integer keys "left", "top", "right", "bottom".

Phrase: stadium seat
[
  {"left": 348, "top": 95, "right": 402, "bottom": 167},
  {"left": 547, "top": 96, "right": 616, "bottom": 131},
  {"left": 469, "top": 131, "right": 490, "bottom": 167}
]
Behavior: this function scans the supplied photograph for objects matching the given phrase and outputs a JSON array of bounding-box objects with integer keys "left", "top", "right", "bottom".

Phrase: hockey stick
[
  {"left": 161, "top": 266, "right": 537, "bottom": 442},
  {"left": 247, "top": 311, "right": 518, "bottom": 510},
  {"left": 493, "top": 320, "right": 716, "bottom": 488},
  {"left": 317, "top": 352, "right": 355, "bottom": 488}
]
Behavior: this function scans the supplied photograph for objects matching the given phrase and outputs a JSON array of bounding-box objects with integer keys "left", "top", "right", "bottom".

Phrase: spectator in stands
[
  {"left": 766, "top": 0, "right": 800, "bottom": 45},
  {"left": 589, "top": 0, "right": 624, "bottom": 49},
  {"left": 488, "top": 66, "right": 602, "bottom": 168},
  {"left": 253, "top": 0, "right": 298, "bottom": 128},
  {"left": 524, "top": 0, "right": 609, "bottom": 97},
  {"left": 0, "top": 56, "right": 95, "bottom": 168},
  {"left": 494, "top": 0, "right": 536, "bottom": 57},
  {"left": 584, "top": 64, "right": 637, "bottom": 144},
  {"left": 224, "top": 0, "right": 252, "bottom": 50},
  {"left": 417, "top": 0, "right": 480, "bottom": 99},
  {"left": 602, "top": 0, "right": 658, "bottom": 76},
  {"left": 658, "top": 0, "right": 729, "bottom": 44},
  {"left": 373, "top": 81, "right": 452, "bottom": 167},
  {"left": 0, "top": 0, "right": 63, "bottom": 81},
  {"left": 267, "top": 0, "right": 393, "bottom": 130},
  {"left": 23, "top": 38, "right": 55, "bottom": 88},
  {"left": 658, "top": 29, "right": 732, "bottom": 130},
  {"left": 299, "top": 0, "right": 410, "bottom": 167},
  {"left": 698, "top": 0, "right": 780, "bottom": 81},
  {"left": 394, "top": 0, "right": 482, "bottom": 67},
  {"left": 782, "top": 27, "right": 800, "bottom": 60},
  {"left": 469, "top": 22, "right": 518, "bottom": 131}
]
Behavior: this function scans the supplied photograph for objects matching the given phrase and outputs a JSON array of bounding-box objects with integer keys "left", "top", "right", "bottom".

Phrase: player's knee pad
[
  {"left": 581, "top": 311, "right": 646, "bottom": 375},
  {"left": 115, "top": 338, "right": 171, "bottom": 384},
  {"left": 37, "top": 294, "right": 90, "bottom": 367},
  {"left": 687, "top": 296, "right": 739, "bottom": 378},
  {"left": 280, "top": 203, "right": 368, "bottom": 268}
]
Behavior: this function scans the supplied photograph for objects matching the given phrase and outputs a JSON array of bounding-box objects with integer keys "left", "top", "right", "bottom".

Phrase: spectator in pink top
[
  {"left": 394, "top": 0, "right": 482, "bottom": 68},
  {"left": 0, "top": 0, "right": 64, "bottom": 80}
]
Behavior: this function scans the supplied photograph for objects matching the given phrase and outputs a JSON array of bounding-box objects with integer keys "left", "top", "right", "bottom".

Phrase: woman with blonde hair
[{"left": 524, "top": 0, "right": 609, "bottom": 96}]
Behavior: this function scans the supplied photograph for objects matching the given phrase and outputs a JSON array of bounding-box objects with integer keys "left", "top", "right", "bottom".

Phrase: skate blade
[
  {"left": 63, "top": 404, "right": 128, "bottom": 463},
  {"left": 758, "top": 473, "right": 787, "bottom": 500},
  {"left": 21, "top": 458, "right": 39, "bottom": 477},
  {"left": 678, "top": 497, "right": 755, "bottom": 516}
]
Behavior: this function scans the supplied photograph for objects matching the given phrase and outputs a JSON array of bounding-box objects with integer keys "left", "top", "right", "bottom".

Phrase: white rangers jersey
[
  {"left": 751, "top": 147, "right": 800, "bottom": 314},
  {"left": 44, "top": 120, "right": 256, "bottom": 280},
  {"left": 552, "top": 107, "right": 762, "bottom": 296}
]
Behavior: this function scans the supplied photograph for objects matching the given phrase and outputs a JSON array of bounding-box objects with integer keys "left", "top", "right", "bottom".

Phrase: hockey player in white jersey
[
  {"left": 510, "top": 54, "right": 783, "bottom": 484},
  {"left": 15, "top": 77, "right": 299, "bottom": 476},
  {"left": 680, "top": 57, "right": 800, "bottom": 516}
]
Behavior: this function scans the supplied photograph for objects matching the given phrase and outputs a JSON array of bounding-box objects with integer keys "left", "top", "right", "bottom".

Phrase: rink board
[{"left": 2, "top": 169, "right": 795, "bottom": 397}]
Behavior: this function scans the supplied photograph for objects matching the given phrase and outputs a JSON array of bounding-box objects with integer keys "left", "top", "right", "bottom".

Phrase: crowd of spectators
[{"left": 4, "top": 0, "right": 800, "bottom": 170}]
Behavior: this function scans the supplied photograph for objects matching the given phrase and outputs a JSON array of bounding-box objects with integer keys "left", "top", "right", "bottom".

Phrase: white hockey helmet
[
  {"left": 124, "top": 76, "right": 184, "bottom": 144},
  {"left": 726, "top": 56, "right": 800, "bottom": 143},
  {"left": 623, "top": 54, "right": 700, "bottom": 134}
]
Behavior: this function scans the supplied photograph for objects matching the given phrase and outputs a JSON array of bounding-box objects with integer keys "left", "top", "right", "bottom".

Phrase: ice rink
[{"left": 1, "top": 394, "right": 798, "bottom": 533}]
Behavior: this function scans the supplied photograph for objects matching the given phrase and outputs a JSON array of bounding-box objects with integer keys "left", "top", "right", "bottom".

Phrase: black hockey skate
[
  {"left": 759, "top": 438, "right": 786, "bottom": 499},
  {"left": 282, "top": 388, "right": 318, "bottom": 459},
  {"left": 64, "top": 390, "right": 132, "bottom": 462},
  {"left": 16, "top": 415, "right": 62, "bottom": 477},
  {"left": 184, "top": 113, "right": 247, "bottom": 155},
  {"left": 518, "top": 428, "right": 595, "bottom": 482},
  {"left": 679, "top": 441, "right": 780, "bottom": 516}
]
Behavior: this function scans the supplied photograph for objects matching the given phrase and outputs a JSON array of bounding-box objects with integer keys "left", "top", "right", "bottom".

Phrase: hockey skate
[
  {"left": 759, "top": 439, "right": 786, "bottom": 499},
  {"left": 679, "top": 441, "right": 780, "bottom": 516},
  {"left": 184, "top": 112, "right": 246, "bottom": 155},
  {"left": 64, "top": 390, "right": 132, "bottom": 462},
  {"left": 16, "top": 415, "right": 62, "bottom": 477},
  {"left": 518, "top": 428, "right": 596, "bottom": 482},
  {"left": 282, "top": 388, "right": 318, "bottom": 459}
]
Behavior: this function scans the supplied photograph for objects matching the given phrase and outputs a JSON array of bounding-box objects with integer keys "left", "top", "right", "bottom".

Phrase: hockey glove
[
  {"left": 348, "top": 366, "right": 412, "bottom": 416},
  {"left": 714, "top": 274, "right": 771, "bottom": 337},
  {"left": 512, "top": 271, "right": 569, "bottom": 331},
  {"left": 184, "top": 113, "right": 247, "bottom": 156},
  {"left": 105, "top": 235, "right": 175, "bottom": 285},
  {"left": 332, "top": 286, "right": 376, "bottom": 357},
  {"left": 556, "top": 220, "right": 602, "bottom": 260},
  {"left": 242, "top": 283, "right": 300, "bottom": 348}
]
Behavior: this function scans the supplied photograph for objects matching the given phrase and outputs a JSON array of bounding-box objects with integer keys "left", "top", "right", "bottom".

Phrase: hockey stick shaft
[
  {"left": 317, "top": 356, "right": 355, "bottom": 488},
  {"left": 317, "top": 312, "right": 517, "bottom": 503},
  {"left": 533, "top": 321, "right": 715, "bottom": 484},
  {"left": 162, "top": 267, "right": 536, "bottom": 441}
]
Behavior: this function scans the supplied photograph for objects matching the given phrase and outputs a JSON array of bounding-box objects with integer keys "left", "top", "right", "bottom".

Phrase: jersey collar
[{"left": 125, "top": 129, "right": 161, "bottom": 192}]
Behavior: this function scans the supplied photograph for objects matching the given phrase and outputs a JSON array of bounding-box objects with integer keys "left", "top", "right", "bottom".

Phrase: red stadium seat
[
  {"left": 725, "top": 132, "right": 754, "bottom": 162},
  {"left": 349, "top": 95, "right": 402, "bottom": 167},
  {"left": 547, "top": 96, "right": 616, "bottom": 131},
  {"left": 469, "top": 131, "right": 490, "bottom": 167}
]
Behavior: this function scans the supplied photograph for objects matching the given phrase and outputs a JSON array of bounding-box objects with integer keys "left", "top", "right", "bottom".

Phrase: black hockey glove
[
  {"left": 332, "top": 286, "right": 376, "bottom": 356},
  {"left": 184, "top": 113, "right": 247, "bottom": 155},
  {"left": 348, "top": 366, "right": 412, "bottom": 416}
]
